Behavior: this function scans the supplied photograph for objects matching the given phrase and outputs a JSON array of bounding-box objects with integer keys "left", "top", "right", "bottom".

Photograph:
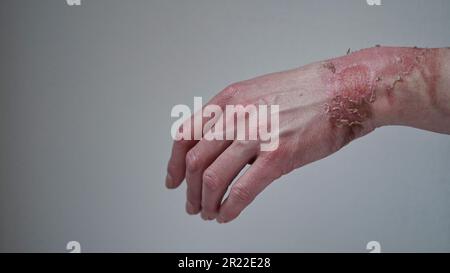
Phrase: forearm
[{"left": 324, "top": 46, "right": 450, "bottom": 134}]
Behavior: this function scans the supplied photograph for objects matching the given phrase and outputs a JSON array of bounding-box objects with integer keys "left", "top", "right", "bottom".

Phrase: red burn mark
[
  {"left": 324, "top": 47, "right": 445, "bottom": 128},
  {"left": 325, "top": 64, "right": 373, "bottom": 128},
  {"left": 335, "top": 65, "right": 372, "bottom": 100},
  {"left": 371, "top": 48, "right": 441, "bottom": 108}
]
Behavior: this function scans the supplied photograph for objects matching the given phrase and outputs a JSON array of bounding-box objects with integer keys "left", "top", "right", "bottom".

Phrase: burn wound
[
  {"left": 323, "top": 47, "right": 443, "bottom": 128},
  {"left": 324, "top": 64, "right": 373, "bottom": 128}
]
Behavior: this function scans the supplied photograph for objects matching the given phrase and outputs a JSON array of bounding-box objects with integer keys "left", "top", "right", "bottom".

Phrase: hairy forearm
[{"left": 322, "top": 46, "right": 450, "bottom": 134}]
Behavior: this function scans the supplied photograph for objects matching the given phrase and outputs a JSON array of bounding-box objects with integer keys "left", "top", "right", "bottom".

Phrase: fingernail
[
  {"left": 186, "top": 201, "right": 198, "bottom": 215},
  {"left": 200, "top": 213, "right": 208, "bottom": 221},
  {"left": 201, "top": 212, "right": 213, "bottom": 221},
  {"left": 216, "top": 216, "right": 226, "bottom": 224},
  {"left": 165, "top": 173, "right": 173, "bottom": 188}
]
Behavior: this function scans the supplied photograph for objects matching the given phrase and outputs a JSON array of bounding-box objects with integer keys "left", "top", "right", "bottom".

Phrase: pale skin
[{"left": 166, "top": 46, "right": 450, "bottom": 223}]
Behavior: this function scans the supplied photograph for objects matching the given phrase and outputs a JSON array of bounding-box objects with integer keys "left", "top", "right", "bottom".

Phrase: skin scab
[
  {"left": 325, "top": 95, "right": 371, "bottom": 127},
  {"left": 324, "top": 64, "right": 374, "bottom": 129},
  {"left": 324, "top": 47, "right": 443, "bottom": 128},
  {"left": 322, "top": 62, "right": 336, "bottom": 74}
]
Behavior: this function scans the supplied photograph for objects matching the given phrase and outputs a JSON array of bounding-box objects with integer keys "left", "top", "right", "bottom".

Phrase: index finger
[{"left": 165, "top": 84, "right": 239, "bottom": 189}]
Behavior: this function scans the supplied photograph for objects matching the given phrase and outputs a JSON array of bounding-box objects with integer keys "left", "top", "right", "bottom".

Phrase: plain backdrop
[{"left": 1, "top": 0, "right": 450, "bottom": 252}]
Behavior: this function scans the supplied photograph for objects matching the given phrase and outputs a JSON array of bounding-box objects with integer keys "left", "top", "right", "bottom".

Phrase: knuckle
[
  {"left": 202, "top": 169, "right": 222, "bottom": 192},
  {"left": 256, "top": 96, "right": 270, "bottom": 107},
  {"left": 174, "top": 129, "right": 185, "bottom": 141},
  {"left": 230, "top": 185, "right": 253, "bottom": 203},
  {"left": 234, "top": 139, "right": 251, "bottom": 147},
  {"left": 175, "top": 119, "right": 193, "bottom": 141},
  {"left": 185, "top": 150, "right": 200, "bottom": 173},
  {"left": 259, "top": 152, "right": 278, "bottom": 166},
  {"left": 260, "top": 147, "right": 285, "bottom": 166},
  {"left": 234, "top": 139, "right": 258, "bottom": 152},
  {"left": 221, "top": 83, "right": 242, "bottom": 101},
  {"left": 260, "top": 156, "right": 284, "bottom": 178}
]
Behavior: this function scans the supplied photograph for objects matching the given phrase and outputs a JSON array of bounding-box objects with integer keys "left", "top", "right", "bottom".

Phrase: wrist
[
  {"left": 323, "top": 46, "right": 450, "bottom": 133},
  {"left": 368, "top": 47, "right": 448, "bottom": 131}
]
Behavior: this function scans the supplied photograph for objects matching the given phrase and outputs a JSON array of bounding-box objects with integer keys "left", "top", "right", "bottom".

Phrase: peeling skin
[
  {"left": 322, "top": 62, "right": 336, "bottom": 74},
  {"left": 324, "top": 64, "right": 373, "bottom": 129},
  {"left": 322, "top": 46, "right": 442, "bottom": 130},
  {"left": 166, "top": 46, "right": 450, "bottom": 223}
]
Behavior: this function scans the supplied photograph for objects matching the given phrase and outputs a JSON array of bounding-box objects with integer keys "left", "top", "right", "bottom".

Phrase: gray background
[{"left": 1, "top": 0, "right": 449, "bottom": 252}]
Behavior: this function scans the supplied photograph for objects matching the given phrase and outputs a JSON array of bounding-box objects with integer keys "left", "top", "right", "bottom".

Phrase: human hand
[{"left": 166, "top": 46, "right": 450, "bottom": 223}]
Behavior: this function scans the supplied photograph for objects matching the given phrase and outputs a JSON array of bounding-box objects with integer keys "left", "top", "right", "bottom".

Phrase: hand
[{"left": 166, "top": 46, "right": 450, "bottom": 223}]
